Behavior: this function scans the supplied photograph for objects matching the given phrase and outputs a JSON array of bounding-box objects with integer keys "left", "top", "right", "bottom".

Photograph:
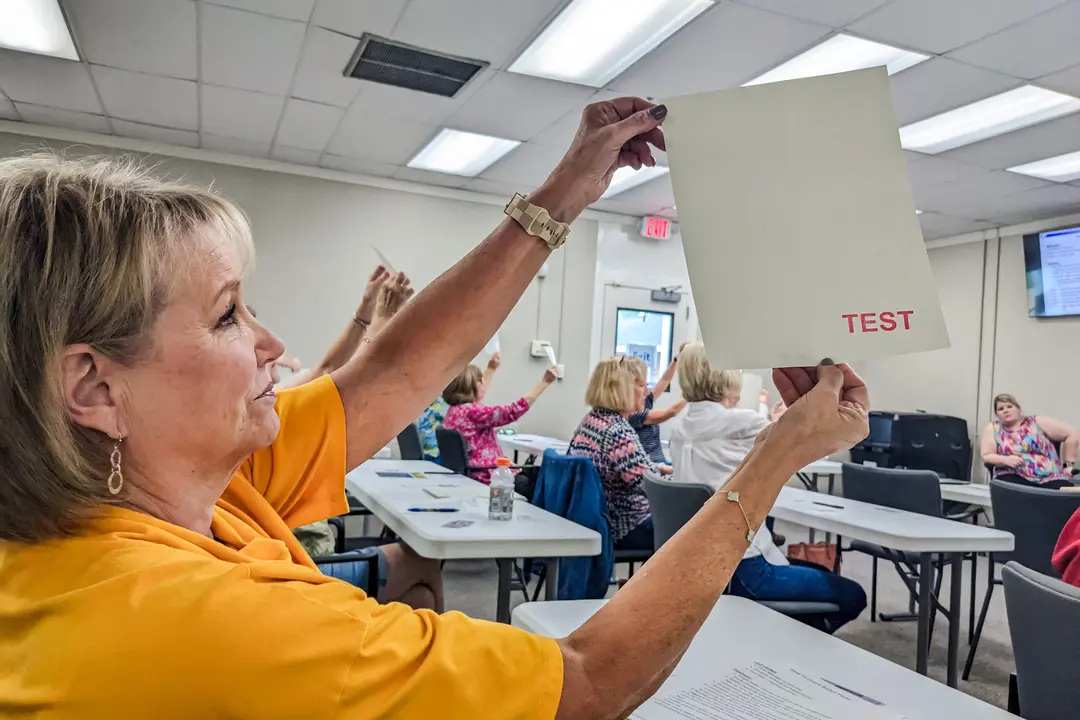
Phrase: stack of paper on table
[{"left": 662, "top": 68, "right": 949, "bottom": 370}]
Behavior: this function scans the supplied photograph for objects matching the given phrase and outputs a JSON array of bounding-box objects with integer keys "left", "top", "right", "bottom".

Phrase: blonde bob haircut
[
  {"left": 678, "top": 342, "right": 741, "bottom": 403},
  {"left": 585, "top": 356, "right": 637, "bottom": 413},
  {"left": 443, "top": 364, "right": 484, "bottom": 405},
  {"left": 0, "top": 153, "right": 253, "bottom": 542},
  {"left": 993, "top": 393, "right": 1021, "bottom": 412},
  {"left": 623, "top": 355, "right": 648, "bottom": 382}
]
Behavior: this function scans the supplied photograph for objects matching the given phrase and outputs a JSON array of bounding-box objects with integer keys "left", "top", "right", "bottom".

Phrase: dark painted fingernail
[
  {"left": 649, "top": 104, "right": 668, "bottom": 120},
  {"left": 820, "top": 358, "right": 835, "bottom": 366}
]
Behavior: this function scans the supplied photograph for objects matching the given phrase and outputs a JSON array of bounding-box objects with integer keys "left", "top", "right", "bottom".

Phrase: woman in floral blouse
[
  {"left": 442, "top": 360, "right": 558, "bottom": 483},
  {"left": 980, "top": 393, "right": 1078, "bottom": 488},
  {"left": 569, "top": 357, "right": 673, "bottom": 551}
]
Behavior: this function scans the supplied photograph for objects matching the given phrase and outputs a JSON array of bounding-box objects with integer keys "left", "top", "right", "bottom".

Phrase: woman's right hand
[
  {"left": 543, "top": 366, "right": 559, "bottom": 384},
  {"left": 767, "top": 363, "right": 870, "bottom": 466},
  {"left": 357, "top": 265, "right": 391, "bottom": 323},
  {"left": 1002, "top": 455, "right": 1024, "bottom": 469}
]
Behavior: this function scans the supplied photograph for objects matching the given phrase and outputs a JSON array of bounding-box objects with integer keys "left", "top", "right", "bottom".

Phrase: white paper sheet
[
  {"left": 483, "top": 333, "right": 501, "bottom": 355},
  {"left": 371, "top": 244, "right": 397, "bottom": 274},
  {"left": 663, "top": 68, "right": 949, "bottom": 369},
  {"left": 632, "top": 662, "right": 902, "bottom": 720}
]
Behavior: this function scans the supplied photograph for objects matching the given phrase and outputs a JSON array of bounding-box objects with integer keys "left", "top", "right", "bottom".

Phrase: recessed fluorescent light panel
[
  {"left": 900, "top": 85, "right": 1080, "bottom": 155},
  {"left": 1008, "top": 150, "right": 1080, "bottom": 184},
  {"left": 745, "top": 34, "right": 927, "bottom": 87},
  {"left": 407, "top": 129, "right": 521, "bottom": 177},
  {"left": 509, "top": 0, "right": 714, "bottom": 87},
  {"left": 601, "top": 165, "right": 670, "bottom": 199},
  {"left": 1, "top": 0, "right": 79, "bottom": 60}
]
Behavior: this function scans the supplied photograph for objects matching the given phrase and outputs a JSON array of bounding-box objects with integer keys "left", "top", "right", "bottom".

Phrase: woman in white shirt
[{"left": 668, "top": 343, "right": 866, "bottom": 633}]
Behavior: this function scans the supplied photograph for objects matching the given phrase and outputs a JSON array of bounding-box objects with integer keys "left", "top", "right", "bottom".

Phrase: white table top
[
  {"left": 512, "top": 596, "right": 1012, "bottom": 719},
  {"left": 771, "top": 486, "right": 1013, "bottom": 553},
  {"left": 499, "top": 433, "right": 570, "bottom": 456},
  {"left": 939, "top": 482, "right": 993, "bottom": 509},
  {"left": 798, "top": 458, "right": 843, "bottom": 475},
  {"left": 358, "top": 459, "right": 454, "bottom": 475},
  {"left": 346, "top": 460, "right": 601, "bottom": 560}
]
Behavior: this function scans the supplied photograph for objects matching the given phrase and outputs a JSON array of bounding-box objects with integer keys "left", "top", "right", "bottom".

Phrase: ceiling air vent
[{"left": 344, "top": 35, "right": 488, "bottom": 98}]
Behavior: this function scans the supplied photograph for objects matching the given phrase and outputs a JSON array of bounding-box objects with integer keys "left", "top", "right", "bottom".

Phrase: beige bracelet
[{"left": 725, "top": 491, "right": 756, "bottom": 542}]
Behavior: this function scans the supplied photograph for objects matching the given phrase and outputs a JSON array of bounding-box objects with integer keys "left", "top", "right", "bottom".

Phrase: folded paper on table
[{"left": 663, "top": 67, "right": 949, "bottom": 369}]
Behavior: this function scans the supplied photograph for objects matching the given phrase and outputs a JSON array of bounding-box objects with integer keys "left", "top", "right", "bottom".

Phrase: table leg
[
  {"left": 496, "top": 559, "right": 512, "bottom": 624},
  {"left": 916, "top": 553, "right": 932, "bottom": 676},
  {"left": 545, "top": 559, "right": 559, "bottom": 601},
  {"left": 947, "top": 552, "right": 963, "bottom": 688}
]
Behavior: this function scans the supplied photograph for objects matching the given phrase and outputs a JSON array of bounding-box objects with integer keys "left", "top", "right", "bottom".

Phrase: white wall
[{"left": 0, "top": 131, "right": 598, "bottom": 439}]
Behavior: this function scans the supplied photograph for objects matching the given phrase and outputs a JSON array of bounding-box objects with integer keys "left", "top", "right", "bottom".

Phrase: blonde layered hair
[
  {"left": 678, "top": 342, "right": 741, "bottom": 403},
  {"left": 0, "top": 154, "right": 253, "bottom": 542},
  {"left": 585, "top": 356, "right": 636, "bottom": 413}
]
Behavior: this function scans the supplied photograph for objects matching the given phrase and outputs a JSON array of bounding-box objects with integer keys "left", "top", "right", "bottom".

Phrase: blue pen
[{"left": 408, "top": 507, "right": 460, "bottom": 513}]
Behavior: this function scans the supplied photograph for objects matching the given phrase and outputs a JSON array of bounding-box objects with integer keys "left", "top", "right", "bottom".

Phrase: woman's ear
[{"left": 61, "top": 344, "right": 124, "bottom": 438}]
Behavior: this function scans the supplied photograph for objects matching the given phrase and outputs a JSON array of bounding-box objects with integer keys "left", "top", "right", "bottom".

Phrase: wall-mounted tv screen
[{"left": 1024, "top": 225, "right": 1080, "bottom": 318}]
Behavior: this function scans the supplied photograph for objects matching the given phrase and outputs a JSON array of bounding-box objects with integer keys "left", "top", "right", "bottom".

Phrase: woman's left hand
[
  {"left": 534, "top": 98, "right": 667, "bottom": 222},
  {"left": 373, "top": 272, "right": 414, "bottom": 325},
  {"left": 357, "top": 265, "right": 391, "bottom": 323}
]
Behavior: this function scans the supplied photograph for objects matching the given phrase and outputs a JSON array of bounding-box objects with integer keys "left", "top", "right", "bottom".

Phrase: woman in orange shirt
[{"left": 0, "top": 98, "right": 870, "bottom": 719}]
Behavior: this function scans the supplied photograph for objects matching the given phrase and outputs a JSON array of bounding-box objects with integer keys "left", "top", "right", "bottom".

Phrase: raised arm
[
  {"left": 555, "top": 364, "right": 870, "bottom": 720},
  {"left": 482, "top": 352, "right": 501, "bottom": 389},
  {"left": 333, "top": 98, "right": 668, "bottom": 470},
  {"left": 651, "top": 355, "right": 679, "bottom": 397},
  {"left": 1038, "top": 415, "right": 1079, "bottom": 470},
  {"left": 643, "top": 398, "right": 687, "bottom": 426}
]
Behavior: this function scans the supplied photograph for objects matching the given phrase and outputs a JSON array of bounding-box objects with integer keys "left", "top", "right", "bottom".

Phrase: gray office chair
[
  {"left": 1002, "top": 562, "right": 1080, "bottom": 720},
  {"left": 642, "top": 472, "right": 839, "bottom": 617},
  {"left": 840, "top": 463, "right": 961, "bottom": 631},
  {"left": 963, "top": 479, "right": 1080, "bottom": 679},
  {"left": 396, "top": 423, "right": 424, "bottom": 461}
]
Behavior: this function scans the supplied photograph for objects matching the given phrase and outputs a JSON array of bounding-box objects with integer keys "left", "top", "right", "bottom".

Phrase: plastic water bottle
[{"left": 488, "top": 458, "right": 515, "bottom": 521}]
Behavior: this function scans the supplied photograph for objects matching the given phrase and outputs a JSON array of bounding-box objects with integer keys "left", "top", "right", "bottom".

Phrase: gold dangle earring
[{"left": 107, "top": 435, "right": 124, "bottom": 496}]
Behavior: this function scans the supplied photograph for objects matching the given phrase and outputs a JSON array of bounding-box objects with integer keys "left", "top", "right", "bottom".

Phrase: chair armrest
[{"left": 313, "top": 548, "right": 381, "bottom": 597}]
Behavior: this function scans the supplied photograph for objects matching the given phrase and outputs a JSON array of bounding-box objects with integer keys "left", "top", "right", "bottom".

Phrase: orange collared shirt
[{"left": 0, "top": 375, "right": 563, "bottom": 718}]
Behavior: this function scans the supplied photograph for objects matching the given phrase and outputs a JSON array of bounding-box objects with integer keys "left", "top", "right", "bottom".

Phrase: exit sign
[{"left": 640, "top": 216, "right": 671, "bottom": 240}]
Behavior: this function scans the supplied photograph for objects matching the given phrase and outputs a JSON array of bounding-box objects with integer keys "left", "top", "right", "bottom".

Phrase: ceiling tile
[
  {"left": 904, "top": 152, "right": 988, "bottom": 188},
  {"left": 201, "top": 135, "right": 272, "bottom": 157},
  {"left": 0, "top": 97, "right": 17, "bottom": 120},
  {"left": 948, "top": 3, "right": 1080, "bottom": 79},
  {"left": 889, "top": 58, "right": 1021, "bottom": 125},
  {"left": 463, "top": 177, "right": 522, "bottom": 197},
  {"left": 291, "top": 28, "right": 363, "bottom": 107},
  {"left": 65, "top": 0, "right": 197, "bottom": 79},
  {"left": 477, "top": 142, "right": 565, "bottom": 186},
  {"left": 90, "top": 65, "right": 198, "bottom": 130},
  {"left": 915, "top": 170, "right": 1052, "bottom": 215},
  {"left": 942, "top": 112, "right": 1080, "bottom": 170},
  {"left": 918, "top": 212, "right": 995, "bottom": 239},
  {"left": 611, "top": 3, "right": 831, "bottom": 97},
  {"left": 206, "top": 0, "right": 315, "bottom": 21},
  {"left": 274, "top": 99, "right": 344, "bottom": 151},
  {"left": 976, "top": 185, "right": 1080, "bottom": 224},
  {"left": 13, "top": 103, "right": 111, "bottom": 134},
  {"left": 348, "top": 69, "right": 494, "bottom": 126},
  {"left": 320, "top": 154, "right": 399, "bottom": 176},
  {"left": 392, "top": 0, "right": 565, "bottom": 70},
  {"left": 1040, "top": 64, "right": 1080, "bottom": 97},
  {"left": 732, "top": 0, "right": 891, "bottom": 27},
  {"left": 850, "top": 0, "right": 1069, "bottom": 54},
  {"left": 606, "top": 176, "right": 677, "bottom": 215},
  {"left": 271, "top": 146, "right": 322, "bottom": 164},
  {"left": 201, "top": 4, "right": 307, "bottom": 95},
  {"left": 201, "top": 85, "right": 286, "bottom": 142},
  {"left": 0, "top": 50, "right": 102, "bottom": 113},
  {"left": 393, "top": 167, "right": 472, "bottom": 189},
  {"left": 530, "top": 90, "right": 619, "bottom": 148},
  {"left": 448, "top": 72, "right": 595, "bottom": 141},
  {"left": 311, "top": 0, "right": 407, "bottom": 36},
  {"left": 325, "top": 108, "right": 437, "bottom": 164},
  {"left": 111, "top": 120, "right": 199, "bottom": 147}
]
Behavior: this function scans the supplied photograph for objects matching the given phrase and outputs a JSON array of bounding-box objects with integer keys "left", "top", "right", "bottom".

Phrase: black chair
[
  {"left": 313, "top": 547, "right": 381, "bottom": 597},
  {"left": 1002, "top": 562, "right": 1080, "bottom": 720},
  {"left": 963, "top": 479, "right": 1080, "bottom": 679},
  {"left": 435, "top": 427, "right": 524, "bottom": 476},
  {"left": 397, "top": 423, "right": 424, "bottom": 461},
  {"left": 841, "top": 463, "right": 964, "bottom": 632}
]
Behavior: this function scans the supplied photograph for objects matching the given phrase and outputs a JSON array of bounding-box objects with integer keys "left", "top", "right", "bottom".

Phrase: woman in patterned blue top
[{"left": 569, "top": 357, "right": 673, "bottom": 550}]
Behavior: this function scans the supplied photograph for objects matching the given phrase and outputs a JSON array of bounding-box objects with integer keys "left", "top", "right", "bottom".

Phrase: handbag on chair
[{"left": 787, "top": 542, "right": 841, "bottom": 573}]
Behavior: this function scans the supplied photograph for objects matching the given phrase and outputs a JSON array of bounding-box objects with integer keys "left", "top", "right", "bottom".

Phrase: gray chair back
[
  {"left": 1002, "top": 562, "right": 1080, "bottom": 720},
  {"left": 840, "top": 463, "right": 942, "bottom": 517},
  {"left": 642, "top": 472, "right": 712, "bottom": 550},
  {"left": 396, "top": 423, "right": 424, "bottom": 461},
  {"left": 990, "top": 479, "right": 1080, "bottom": 574}
]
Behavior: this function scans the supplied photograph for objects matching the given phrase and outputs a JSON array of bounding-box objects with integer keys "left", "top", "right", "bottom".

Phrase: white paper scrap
[
  {"left": 371, "top": 244, "right": 397, "bottom": 274},
  {"left": 663, "top": 68, "right": 949, "bottom": 369},
  {"left": 483, "top": 332, "right": 501, "bottom": 356}
]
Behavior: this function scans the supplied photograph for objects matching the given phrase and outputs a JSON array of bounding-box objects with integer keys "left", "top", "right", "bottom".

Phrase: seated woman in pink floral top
[{"left": 443, "top": 361, "right": 558, "bottom": 483}]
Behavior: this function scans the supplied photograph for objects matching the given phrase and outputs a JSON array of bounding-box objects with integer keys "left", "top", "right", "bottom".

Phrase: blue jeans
[
  {"left": 615, "top": 517, "right": 655, "bottom": 551},
  {"left": 730, "top": 555, "right": 867, "bottom": 633}
]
